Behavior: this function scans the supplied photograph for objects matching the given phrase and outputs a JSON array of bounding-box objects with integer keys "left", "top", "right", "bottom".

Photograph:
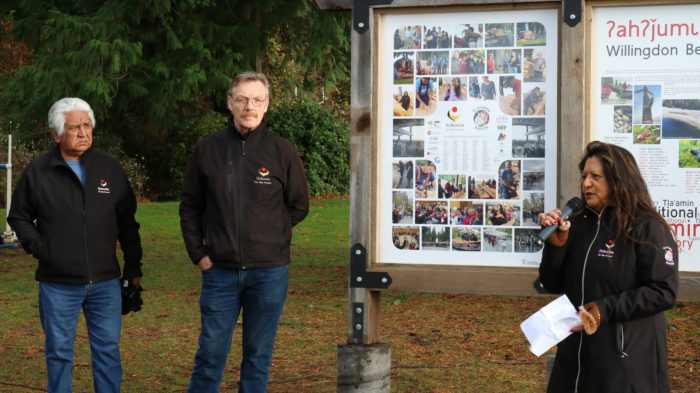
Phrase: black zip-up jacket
[
  {"left": 539, "top": 206, "right": 678, "bottom": 393},
  {"left": 179, "top": 122, "right": 309, "bottom": 269},
  {"left": 8, "top": 146, "right": 143, "bottom": 284}
]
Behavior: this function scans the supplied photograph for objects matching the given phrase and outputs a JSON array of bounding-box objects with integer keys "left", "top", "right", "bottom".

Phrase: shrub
[
  {"left": 266, "top": 99, "right": 350, "bottom": 196},
  {"left": 141, "top": 111, "right": 228, "bottom": 201}
]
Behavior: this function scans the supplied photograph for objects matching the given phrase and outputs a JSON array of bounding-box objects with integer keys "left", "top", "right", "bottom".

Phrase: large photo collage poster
[
  {"left": 378, "top": 9, "right": 558, "bottom": 266},
  {"left": 592, "top": 4, "right": 700, "bottom": 272}
]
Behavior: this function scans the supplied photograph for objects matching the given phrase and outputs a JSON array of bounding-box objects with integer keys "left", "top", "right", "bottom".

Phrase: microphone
[{"left": 535, "top": 197, "right": 583, "bottom": 246}]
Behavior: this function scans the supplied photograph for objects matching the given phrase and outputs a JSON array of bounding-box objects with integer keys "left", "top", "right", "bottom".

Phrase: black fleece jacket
[
  {"left": 8, "top": 146, "right": 143, "bottom": 284},
  {"left": 179, "top": 122, "right": 309, "bottom": 269},
  {"left": 540, "top": 206, "right": 678, "bottom": 393}
]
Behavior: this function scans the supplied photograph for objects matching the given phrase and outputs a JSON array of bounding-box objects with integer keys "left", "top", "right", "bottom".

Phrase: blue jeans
[
  {"left": 501, "top": 188, "right": 510, "bottom": 199},
  {"left": 39, "top": 278, "right": 122, "bottom": 393},
  {"left": 189, "top": 264, "right": 288, "bottom": 393}
]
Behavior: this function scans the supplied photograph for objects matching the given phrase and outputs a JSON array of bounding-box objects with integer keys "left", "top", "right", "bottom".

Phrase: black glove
[{"left": 121, "top": 279, "right": 143, "bottom": 315}]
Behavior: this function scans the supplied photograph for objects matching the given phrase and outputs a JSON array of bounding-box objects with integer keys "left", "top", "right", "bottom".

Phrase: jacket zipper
[
  {"left": 83, "top": 208, "right": 92, "bottom": 283},
  {"left": 226, "top": 147, "right": 233, "bottom": 201},
  {"left": 617, "top": 323, "right": 629, "bottom": 358},
  {"left": 574, "top": 208, "right": 603, "bottom": 392},
  {"left": 73, "top": 164, "right": 92, "bottom": 284},
  {"left": 240, "top": 140, "right": 247, "bottom": 267}
]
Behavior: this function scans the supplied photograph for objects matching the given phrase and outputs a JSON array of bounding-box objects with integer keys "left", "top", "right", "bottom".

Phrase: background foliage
[
  {"left": 0, "top": 0, "right": 350, "bottom": 199},
  {"left": 267, "top": 99, "right": 350, "bottom": 196}
]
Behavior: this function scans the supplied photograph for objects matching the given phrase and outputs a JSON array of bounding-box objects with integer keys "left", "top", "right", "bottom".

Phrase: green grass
[{"left": 1, "top": 200, "right": 698, "bottom": 392}]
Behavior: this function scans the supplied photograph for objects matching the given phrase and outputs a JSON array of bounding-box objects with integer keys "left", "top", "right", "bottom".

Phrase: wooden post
[
  {"left": 336, "top": 3, "right": 392, "bottom": 392},
  {"left": 559, "top": 0, "right": 587, "bottom": 206},
  {"left": 347, "top": 1, "right": 382, "bottom": 346}
]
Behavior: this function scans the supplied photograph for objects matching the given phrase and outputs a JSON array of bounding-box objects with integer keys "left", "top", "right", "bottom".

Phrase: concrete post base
[{"left": 337, "top": 343, "right": 391, "bottom": 393}]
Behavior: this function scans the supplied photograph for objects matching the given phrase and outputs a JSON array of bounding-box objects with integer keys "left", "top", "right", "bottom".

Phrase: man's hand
[
  {"left": 132, "top": 277, "right": 142, "bottom": 287},
  {"left": 198, "top": 255, "right": 213, "bottom": 271}
]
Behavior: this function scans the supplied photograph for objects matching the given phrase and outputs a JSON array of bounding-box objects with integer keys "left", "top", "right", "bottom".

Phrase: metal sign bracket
[
  {"left": 350, "top": 243, "right": 392, "bottom": 289},
  {"left": 353, "top": 0, "right": 393, "bottom": 34},
  {"left": 563, "top": 0, "right": 581, "bottom": 27}
]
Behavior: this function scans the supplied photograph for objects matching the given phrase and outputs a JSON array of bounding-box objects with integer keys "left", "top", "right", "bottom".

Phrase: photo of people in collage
[{"left": 391, "top": 21, "right": 548, "bottom": 255}]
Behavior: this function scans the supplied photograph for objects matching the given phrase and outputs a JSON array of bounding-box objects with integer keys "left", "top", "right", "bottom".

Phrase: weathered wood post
[{"left": 313, "top": 1, "right": 394, "bottom": 392}]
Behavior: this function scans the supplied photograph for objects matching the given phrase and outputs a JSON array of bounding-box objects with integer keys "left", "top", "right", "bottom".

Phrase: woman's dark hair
[
  {"left": 578, "top": 141, "right": 668, "bottom": 241},
  {"left": 452, "top": 78, "right": 462, "bottom": 98}
]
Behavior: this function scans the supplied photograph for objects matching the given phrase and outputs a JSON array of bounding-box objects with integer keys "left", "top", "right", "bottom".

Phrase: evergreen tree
[{"left": 0, "top": 0, "right": 350, "bottom": 198}]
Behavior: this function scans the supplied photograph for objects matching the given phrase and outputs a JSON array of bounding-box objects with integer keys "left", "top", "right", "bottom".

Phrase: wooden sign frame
[{"left": 362, "top": 2, "right": 567, "bottom": 298}]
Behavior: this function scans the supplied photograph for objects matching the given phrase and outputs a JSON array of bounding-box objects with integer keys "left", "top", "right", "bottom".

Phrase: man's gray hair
[
  {"left": 48, "top": 97, "right": 96, "bottom": 136},
  {"left": 227, "top": 72, "right": 270, "bottom": 98}
]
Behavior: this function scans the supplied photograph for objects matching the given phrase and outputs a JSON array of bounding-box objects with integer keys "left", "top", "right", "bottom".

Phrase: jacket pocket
[{"left": 32, "top": 238, "right": 48, "bottom": 261}]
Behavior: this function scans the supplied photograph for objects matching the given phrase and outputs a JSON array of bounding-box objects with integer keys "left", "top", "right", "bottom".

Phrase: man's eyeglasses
[{"left": 231, "top": 97, "right": 268, "bottom": 107}]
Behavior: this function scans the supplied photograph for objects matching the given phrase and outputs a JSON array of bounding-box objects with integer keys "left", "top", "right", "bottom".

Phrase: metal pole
[{"left": 4, "top": 121, "right": 17, "bottom": 243}]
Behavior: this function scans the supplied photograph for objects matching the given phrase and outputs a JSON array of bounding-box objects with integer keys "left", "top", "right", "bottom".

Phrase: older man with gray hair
[{"left": 8, "top": 97, "right": 143, "bottom": 393}]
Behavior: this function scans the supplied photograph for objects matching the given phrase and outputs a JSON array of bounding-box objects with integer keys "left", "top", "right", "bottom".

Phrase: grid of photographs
[{"left": 390, "top": 21, "right": 550, "bottom": 256}]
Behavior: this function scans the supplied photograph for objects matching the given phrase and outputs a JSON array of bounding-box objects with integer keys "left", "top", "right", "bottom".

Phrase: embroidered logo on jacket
[
  {"left": 663, "top": 246, "right": 675, "bottom": 265},
  {"left": 98, "top": 179, "right": 111, "bottom": 194},
  {"left": 597, "top": 240, "right": 615, "bottom": 259},
  {"left": 255, "top": 167, "right": 272, "bottom": 185}
]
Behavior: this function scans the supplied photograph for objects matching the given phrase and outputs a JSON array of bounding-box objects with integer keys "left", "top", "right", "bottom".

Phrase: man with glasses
[
  {"left": 180, "top": 72, "right": 309, "bottom": 393},
  {"left": 8, "top": 97, "right": 143, "bottom": 393}
]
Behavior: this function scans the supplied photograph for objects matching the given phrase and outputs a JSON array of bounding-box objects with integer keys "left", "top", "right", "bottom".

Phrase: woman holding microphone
[{"left": 538, "top": 141, "right": 678, "bottom": 393}]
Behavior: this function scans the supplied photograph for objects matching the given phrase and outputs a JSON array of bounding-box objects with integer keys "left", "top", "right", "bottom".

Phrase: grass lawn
[{"left": 1, "top": 200, "right": 698, "bottom": 392}]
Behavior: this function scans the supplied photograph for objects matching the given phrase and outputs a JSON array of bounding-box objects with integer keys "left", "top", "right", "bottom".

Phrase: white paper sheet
[{"left": 520, "top": 294, "right": 581, "bottom": 356}]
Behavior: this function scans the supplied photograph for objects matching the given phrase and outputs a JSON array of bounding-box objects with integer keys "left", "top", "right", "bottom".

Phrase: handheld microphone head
[
  {"left": 562, "top": 197, "right": 583, "bottom": 217},
  {"left": 534, "top": 197, "right": 583, "bottom": 246}
]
